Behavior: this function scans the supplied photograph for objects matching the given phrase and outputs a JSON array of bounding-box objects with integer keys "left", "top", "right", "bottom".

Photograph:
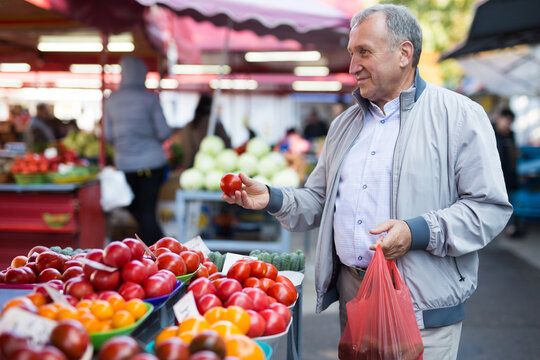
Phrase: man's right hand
[{"left": 221, "top": 173, "right": 270, "bottom": 210}]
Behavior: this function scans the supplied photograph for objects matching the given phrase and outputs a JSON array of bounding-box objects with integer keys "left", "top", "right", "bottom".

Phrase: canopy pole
[
  {"left": 207, "top": 18, "right": 232, "bottom": 137},
  {"left": 99, "top": 32, "right": 109, "bottom": 168}
]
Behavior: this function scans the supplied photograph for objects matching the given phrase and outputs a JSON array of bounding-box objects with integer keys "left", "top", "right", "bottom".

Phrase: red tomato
[
  {"left": 242, "top": 287, "right": 270, "bottom": 313},
  {"left": 187, "top": 277, "right": 217, "bottom": 301},
  {"left": 246, "top": 310, "right": 266, "bottom": 338},
  {"left": 197, "top": 294, "right": 223, "bottom": 315},
  {"left": 180, "top": 251, "right": 201, "bottom": 274},
  {"left": 204, "top": 262, "right": 218, "bottom": 275},
  {"left": 267, "top": 282, "right": 295, "bottom": 306},
  {"left": 243, "top": 277, "right": 265, "bottom": 291},
  {"left": 264, "top": 263, "right": 278, "bottom": 280},
  {"left": 224, "top": 292, "right": 254, "bottom": 310},
  {"left": 259, "top": 309, "right": 288, "bottom": 336},
  {"left": 220, "top": 173, "right": 242, "bottom": 196},
  {"left": 227, "top": 262, "right": 251, "bottom": 283},
  {"left": 259, "top": 278, "right": 275, "bottom": 292},
  {"left": 276, "top": 275, "right": 298, "bottom": 299},
  {"left": 155, "top": 237, "right": 182, "bottom": 254},
  {"left": 156, "top": 252, "right": 187, "bottom": 276},
  {"left": 268, "top": 302, "right": 292, "bottom": 324},
  {"left": 249, "top": 260, "right": 268, "bottom": 278},
  {"left": 215, "top": 278, "right": 242, "bottom": 302},
  {"left": 194, "top": 265, "right": 210, "bottom": 279}
]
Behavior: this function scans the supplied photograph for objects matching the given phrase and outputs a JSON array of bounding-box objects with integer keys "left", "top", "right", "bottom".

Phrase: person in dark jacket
[
  {"left": 494, "top": 108, "right": 523, "bottom": 237},
  {"left": 181, "top": 94, "right": 231, "bottom": 169},
  {"left": 105, "top": 56, "right": 172, "bottom": 245}
]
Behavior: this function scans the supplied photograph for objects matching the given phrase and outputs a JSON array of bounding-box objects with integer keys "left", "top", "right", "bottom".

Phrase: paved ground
[{"left": 292, "top": 222, "right": 540, "bottom": 359}]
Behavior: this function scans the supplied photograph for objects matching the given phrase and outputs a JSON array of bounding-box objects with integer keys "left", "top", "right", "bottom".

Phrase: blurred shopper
[
  {"left": 181, "top": 93, "right": 231, "bottom": 169},
  {"left": 105, "top": 56, "right": 172, "bottom": 246},
  {"left": 303, "top": 109, "right": 328, "bottom": 140},
  {"left": 222, "top": 4, "right": 512, "bottom": 359},
  {"left": 494, "top": 108, "right": 523, "bottom": 237},
  {"left": 24, "top": 103, "right": 56, "bottom": 152}
]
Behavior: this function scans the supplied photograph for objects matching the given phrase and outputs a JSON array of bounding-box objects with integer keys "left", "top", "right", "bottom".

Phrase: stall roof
[{"left": 441, "top": 0, "right": 540, "bottom": 60}]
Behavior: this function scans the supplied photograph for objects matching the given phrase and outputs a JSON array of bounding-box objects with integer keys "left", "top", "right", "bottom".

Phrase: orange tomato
[
  {"left": 99, "top": 319, "right": 113, "bottom": 332},
  {"left": 10, "top": 256, "right": 28, "bottom": 268},
  {"left": 155, "top": 326, "right": 179, "bottom": 345},
  {"left": 56, "top": 307, "right": 79, "bottom": 320},
  {"left": 204, "top": 306, "right": 227, "bottom": 324},
  {"left": 111, "top": 310, "right": 135, "bottom": 329},
  {"left": 209, "top": 320, "right": 242, "bottom": 338},
  {"left": 178, "top": 316, "right": 211, "bottom": 335},
  {"left": 225, "top": 334, "right": 265, "bottom": 360},
  {"left": 25, "top": 292, "right": 46, "bottom": 307},
  {"left": 106, "top": 293, "right": 126, "bottom": 312},
  {"left": 2, "top": 297, "right": 37, "bottom": 315},
  {"left": 91, "top": 300, "right": 113, "bottom": 320},
  {"left": 125, "top": 299, "right": 147, "bottom": 320},
  {"left": 79, "top": 313, "right": 101, "bottom": 333},
  {"left": 38, "top": 304, "right": 59, "bottom": 320},
  {"left": 223, "top": 306, "right": 250, "bottom": 334},
  {"left": 178, "top": 330, "right": 197, "bottom": 344},
  {"left": 76, "top": 299, "right": 93, "bottom": 309}
]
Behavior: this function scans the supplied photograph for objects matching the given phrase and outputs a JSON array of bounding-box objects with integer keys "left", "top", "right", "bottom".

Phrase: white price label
[
  {"left": 221, "top": 253, "right": 257, "bottom": 274},
  {"left": 43, "top": 284, "right": 76, "bottom": 309},
  {"left": 0, "top": 307, "right": 56, "bottom": 346},
  {"left": 184, "top": 236, "right": 211, "bottom": 257},
  {"left": 78, "top": 257, "right": 117, "bottom": 272},
  {"left": 173, "top": 291, "right": 201, "bottom": 323}
]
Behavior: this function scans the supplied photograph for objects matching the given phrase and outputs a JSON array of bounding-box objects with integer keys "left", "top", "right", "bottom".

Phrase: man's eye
[{"left": 360, "top": 49, "right": 368, "bottom": 55}]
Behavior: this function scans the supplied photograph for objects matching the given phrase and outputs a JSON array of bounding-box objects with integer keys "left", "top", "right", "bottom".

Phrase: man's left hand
[{"left": 369, "top": 220, "right": 412, "bottom": 259}]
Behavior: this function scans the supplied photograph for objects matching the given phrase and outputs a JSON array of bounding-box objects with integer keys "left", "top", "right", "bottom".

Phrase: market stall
[{"left": 0, "top": 236, "right": 305, "bottom": 359}]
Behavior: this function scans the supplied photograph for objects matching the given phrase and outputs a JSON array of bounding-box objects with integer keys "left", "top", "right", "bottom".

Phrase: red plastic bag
[{"left": 338, "top": 244, "right": 424, "bottom": 360}]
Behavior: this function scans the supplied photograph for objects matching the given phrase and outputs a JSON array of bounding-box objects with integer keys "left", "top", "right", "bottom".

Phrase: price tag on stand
[
  {"left": 135, "top": 234, "right": 156, "bottom": 260},
  {"left": 173, "top": 291, "right": 201, "bottom": 323},
  {"left": 221, "top": 253, "right": 257, "bottom": 274},
  {"left": 0, "top": 307, "right": 56, "bottom": 346},
  {"left": 184, "top": 236, "right": 211, "bottom": 257},
  {"left": 43, "top": 284, "right": 76, "bottom": 310},
  {"left": 78, "top": 257, "right": 117, "bottom": 272}
]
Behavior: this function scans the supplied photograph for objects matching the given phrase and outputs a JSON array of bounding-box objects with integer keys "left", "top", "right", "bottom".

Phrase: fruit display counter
[{"left": 0, "top": 180, "right": 105, "bottom": 269}]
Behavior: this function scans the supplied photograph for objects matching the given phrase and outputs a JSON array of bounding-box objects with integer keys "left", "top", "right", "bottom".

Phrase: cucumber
[
  {"left": 250, "top": 249, "right": 261, "bottom": 257},
  {"left": 271, "top": 254, "right": 282, "bottom": 271},
  {"left": 208, "top": 251, "right": 217, "bottom": 264},
  {"left": 216, "top": 252, "right": 225, "bottom": 272},
  {"left": 290, "top": 253, "right": 300, "bottom": 271},
  {"left": 261, "top": 252, "right": 272, "bottom": 264},
  {"left": 281, "top": 253, "right": 292, "bottom": 271},
  {"left": 298, "top": 253, "right": 305, "bottom": 271}
]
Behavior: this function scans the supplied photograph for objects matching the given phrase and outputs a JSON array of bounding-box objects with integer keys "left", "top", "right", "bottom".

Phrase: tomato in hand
[{"left": 220, "top": 173, "right": 242, "bottom": 196}]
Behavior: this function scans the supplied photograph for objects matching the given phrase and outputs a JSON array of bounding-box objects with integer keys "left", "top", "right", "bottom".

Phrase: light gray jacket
[
  {"left": 266, "top": 72, "right": 512, "bottom": 329},
  {"left": 105, "top": 56, "right": 171, "bottom": 172}
]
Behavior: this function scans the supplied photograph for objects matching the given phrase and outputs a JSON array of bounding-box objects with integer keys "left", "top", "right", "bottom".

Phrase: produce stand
[
  {"left": 0, "top": 180, "right": 105, "bottom": 269},
  {"left": 175, "top": 190, "right": 291, "bottom": 253}
]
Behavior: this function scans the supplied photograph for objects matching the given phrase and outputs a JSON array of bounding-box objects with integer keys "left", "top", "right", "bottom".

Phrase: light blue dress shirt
[{"left": 333, "top": 96, "right": 401, "bottom": 268}]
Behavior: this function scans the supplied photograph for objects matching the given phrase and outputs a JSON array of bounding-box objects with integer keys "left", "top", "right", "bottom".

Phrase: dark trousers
[{"left": 124, "top": 166, "right": 166, "bottom": 246}]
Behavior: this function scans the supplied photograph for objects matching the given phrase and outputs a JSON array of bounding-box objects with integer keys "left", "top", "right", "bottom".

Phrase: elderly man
[{"left": 223, "top": 4, "right": 512, "bottom": 359}]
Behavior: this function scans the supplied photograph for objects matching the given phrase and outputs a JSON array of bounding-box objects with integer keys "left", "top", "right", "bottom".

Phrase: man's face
[{"left": 348, "top": 13, "right": 405, "bottom": 107}]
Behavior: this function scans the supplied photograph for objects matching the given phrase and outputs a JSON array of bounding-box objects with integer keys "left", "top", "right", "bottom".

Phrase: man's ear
[{"left": 399, "top": 41, "right": 414, "bottom": 68}]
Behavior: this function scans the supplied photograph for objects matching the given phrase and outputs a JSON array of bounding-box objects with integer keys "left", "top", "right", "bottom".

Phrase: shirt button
[
  {"left": 357, "top": 220, "right": 362, "bottom": 224},
  {"left": 381, "top": 119, "right": 386, "bottom": 124},
  {"left": 362, "top": 184, "right": 367, "bottom": 189},
  {"left": 358, "top": 256, "right": 362, "bottom": 261},
  {"left": 371, "top": 151, "right": 376, "bottom": 155}
]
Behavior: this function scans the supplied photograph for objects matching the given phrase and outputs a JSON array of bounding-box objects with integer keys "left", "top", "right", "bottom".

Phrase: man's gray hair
[{"left": 351, "top": 4, "right": 422, "bottom": 67}]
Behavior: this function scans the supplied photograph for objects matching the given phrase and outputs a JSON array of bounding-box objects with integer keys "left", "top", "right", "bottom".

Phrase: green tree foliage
[{"left": 381, "top": 0, "right": 477, "bottom": 88}]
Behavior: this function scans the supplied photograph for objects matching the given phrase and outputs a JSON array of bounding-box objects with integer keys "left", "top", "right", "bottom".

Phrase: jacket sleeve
[
  {"left": 407, "top": 101, "right": 513, "bottom": 257},
  {"left": 152, "top": 95, "right": 172, "bottom": 142}
]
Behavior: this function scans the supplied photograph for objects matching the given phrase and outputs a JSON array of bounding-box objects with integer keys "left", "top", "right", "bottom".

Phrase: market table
[{"left": 0, "top": 180, "right": 105, "bottom": 269}]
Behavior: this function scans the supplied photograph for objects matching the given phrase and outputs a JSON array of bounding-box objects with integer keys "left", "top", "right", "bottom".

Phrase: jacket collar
[{"left": 352, "top": 68, "right": 426, "bottom": 113}]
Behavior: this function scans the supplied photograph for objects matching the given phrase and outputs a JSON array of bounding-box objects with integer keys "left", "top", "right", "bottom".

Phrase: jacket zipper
[
  {"left": 453, "top": 257, "right": 465, "bottom": 282},
  {"left": 392, "top": 96, "right": 404, "bottom": 269}
]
